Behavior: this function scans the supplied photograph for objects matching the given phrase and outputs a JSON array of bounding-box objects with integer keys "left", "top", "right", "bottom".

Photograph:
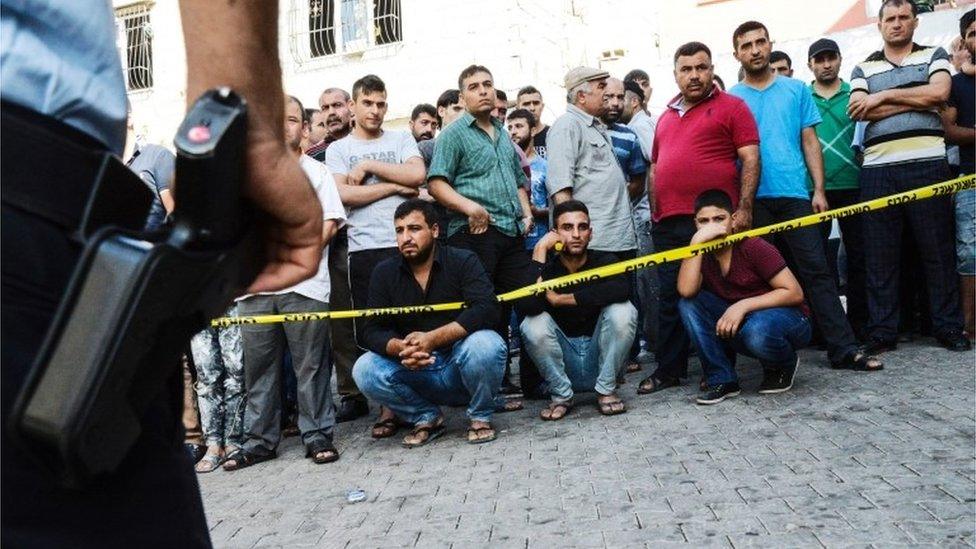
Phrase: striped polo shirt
[{"left": 850, "top": 44, "right": 952, "bottom": 167}]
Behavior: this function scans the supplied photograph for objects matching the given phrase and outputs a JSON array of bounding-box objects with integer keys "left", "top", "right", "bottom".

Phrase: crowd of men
[{"left": 136, "top": 2, "right": 973, "bottom": 472}]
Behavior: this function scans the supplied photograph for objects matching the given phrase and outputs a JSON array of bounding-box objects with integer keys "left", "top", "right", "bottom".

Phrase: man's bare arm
[
  {"left": 180, "top": 0, "right": 322, "bottom": 293},
  {"left": 801, "top": 127, "right": 828, "bottom": 213},
  {"left": 732, "top": 145, "right": 759, "bottom": 231},
  {"left": 627, "top": 172, "right": 645, "bottom": 201},
  {"left": 941, "top": 105, "right": 976, "bottom": 146},
  {"left": 551, "top": 189, "right": 573, "bottom": 204},
  {"left": 358, "top": 157, "right": 427, "bottom": 187},
  {"left": 873, "top": 72, "right": 951, "bottom": 109}
]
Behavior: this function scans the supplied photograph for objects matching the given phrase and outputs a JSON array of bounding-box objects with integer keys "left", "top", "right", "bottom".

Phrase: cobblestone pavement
[{"left": 199, "top": 342, "right": 976, "bottom": 548}]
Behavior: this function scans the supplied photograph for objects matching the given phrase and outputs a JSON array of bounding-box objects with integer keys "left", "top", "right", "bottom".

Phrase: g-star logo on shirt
[{"left": 349, "top": 151, "right": 399, "bottom": 164}]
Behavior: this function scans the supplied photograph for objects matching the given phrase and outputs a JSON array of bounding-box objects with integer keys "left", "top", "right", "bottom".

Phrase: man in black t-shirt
[
  {"left": 943, "top": 8, "right": 976, "bottom": 336},
  {"left": 516, "top": 85, "right": 549, "bottom": 158},
  {"left": 518, "top": 200, "right": 636, "bottom": 420}
]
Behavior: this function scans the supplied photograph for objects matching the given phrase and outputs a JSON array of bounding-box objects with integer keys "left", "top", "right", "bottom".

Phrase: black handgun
[{"left": 10, "top": 88, "right": 263, "bottom": 487}]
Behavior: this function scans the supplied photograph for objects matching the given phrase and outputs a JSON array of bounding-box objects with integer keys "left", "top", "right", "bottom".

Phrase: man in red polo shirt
[{"left": 638, "top": 41, "right": 761, "bottom": 396}]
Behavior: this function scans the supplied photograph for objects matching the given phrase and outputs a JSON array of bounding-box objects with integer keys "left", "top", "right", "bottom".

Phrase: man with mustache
[
  {"left": 409, "top": 103, "right": 439, "bottom": 143},
  {"left": 308, "top": 87, "right": 353, "bottom": 163},
  {"left": 325, "top": 75, "right": 426, "bottom": 432},
  {"left": 637, "top": 41, "right": 760, "bottom": 396}
]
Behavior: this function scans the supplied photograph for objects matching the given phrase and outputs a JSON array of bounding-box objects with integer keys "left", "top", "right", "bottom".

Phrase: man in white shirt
[{"left": 224, "top": 96, "right": 346, "bottom": 471}]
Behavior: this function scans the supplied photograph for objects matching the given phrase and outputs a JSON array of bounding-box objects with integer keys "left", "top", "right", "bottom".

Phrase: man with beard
[
  {"left": 353, "top": 199, "right": 508, "bottom": 446},
  {"left": 601, "top": 77, "right": 651, "bottom": 372},
  {"left": 623, "top": 69, "right": 656, "bottom": 162},
  {"left": 848, "top": 0, "right": 970, "bottom": 353},
  {"left": 507, "top": 108, "right": 548, "bottom": 249},
  {"left": 637, "top": 41, "right": 761, "bottom": 396},
  {"left": 807, "top": 38, "right": 867, "bottom": 339},
  {"left": 770, "top": 51, "right": 794, "bottom": 77},
  {"left": 325, "top": 75, "right": 426, "bottom": 431},
  {"left": 730, "top": 21, "right": 884, "bottom": 373},
  {"left": 518, "top": 200, "right": 637, "bottom": 420},
  {"left": 309, "top": 87, "right": 353, "bottom": 162},
  {"left": 516, "top": 85, "right": 549, "bottom": 158},
  {"left": 409, "top": 103, "right": 439, "bottom": 142}
]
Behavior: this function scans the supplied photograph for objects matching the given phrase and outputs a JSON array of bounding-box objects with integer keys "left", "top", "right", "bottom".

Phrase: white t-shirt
[
  {"left": 239, "top": 155, "right": 346, "bottom": 304},
  {"left": 324, "top": 129, "right": 421, "bottom": 252}
]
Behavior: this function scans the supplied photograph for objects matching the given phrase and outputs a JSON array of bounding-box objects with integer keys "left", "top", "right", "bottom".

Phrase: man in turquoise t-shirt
[{"left": 729, "top": 20, "right": 882, "bottom": 372}]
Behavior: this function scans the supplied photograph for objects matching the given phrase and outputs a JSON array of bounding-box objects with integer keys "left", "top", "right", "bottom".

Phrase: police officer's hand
[{"left": 243, "top": 139, "right": 324, "bottom": 293}]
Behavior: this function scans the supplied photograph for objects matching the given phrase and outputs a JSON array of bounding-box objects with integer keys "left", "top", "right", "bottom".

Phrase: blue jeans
[
  {"left": 955, "top": 188, "right": 975, "bottom": 276},
  {"left": 352, "top": 330, "right": 506, "bottom": 424},
  {"left": 678, "top": 291, "right": 811, "bottom": 386},
  {"left": 520, "top": 302, "right": 637, "bottom": 402}
]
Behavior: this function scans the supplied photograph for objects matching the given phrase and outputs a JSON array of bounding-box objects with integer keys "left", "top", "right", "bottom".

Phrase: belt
[{"left": 0, "top": 101, "right": 151, "bottom": 239}]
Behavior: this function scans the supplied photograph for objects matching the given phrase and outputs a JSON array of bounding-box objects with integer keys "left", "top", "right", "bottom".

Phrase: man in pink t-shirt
[
  {"left": 637, "top": 41, "right": 761, "bottom": 396},
  {"left": 676, "top": 190, "right": 812, "bottom": 405}
]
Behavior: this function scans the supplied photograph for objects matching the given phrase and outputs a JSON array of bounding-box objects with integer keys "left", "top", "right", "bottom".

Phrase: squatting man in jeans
[
  {"left": 677, "top": 190, "right": 811, "bottom": 405},
  {"left": 353, "top": 199, "right": 516, "bottom": 446},
  {"left": 519, "top": 200, "right": 637, "bottom": 420}
]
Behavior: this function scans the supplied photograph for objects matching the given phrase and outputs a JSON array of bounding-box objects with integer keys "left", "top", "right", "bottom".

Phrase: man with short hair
[
  {"left": 637, "top": 41, "right": 761, "bottom": 395},
  {"left": 493, "top": 89, "right": 509, "bottom": 122},
  {"left": 307, "top": 87, "right": 362, "bottom": 422},
  {"left": 848, "top": 0, "right": 970, "bottom": 352},
  {"left": 409, "top": 103, "right": 439, "bottom": 142},
  {"left": 770, "top": 50, "right": 794, "bottom": 77},
  {"left": 807, "top": 38, "right": 867, "bottom": 339},
  {"left": 519, "top": 200, "right": 637, "bottom": 420},
  {"left": 304, "top": 108, "right": 327, "bottom": 151},
  {"left": 547, "top": 66, "right": 637, "bottom": 259},
  {"left": 418, "top": 89, "right": 466, "bottom": 167},
  {"left": 325, "top": 74, "right": 426, "bottom": 429},
  {"left": 225, "top": 95, "right": 346, "bottom": 471},
  {"left": 428, "top": 64, "right": 541, "bottom": 395},
  {"left": 730, "top": 20, "right": 885, "bottom": 371},
  {"left": 678, "top": 190, "right": 811, "bottom": 404},
  {"left": 309, "top": 87, "right": 353, "bottom": 162},
  {"left": 602, "top": 76, "right": 652, "bottom": 369},
  {"left": 353, "top": 199, "right": 508, "bottom": 446},
  {"left": 516, "top": 85, "right": 549, "bottom": 158},
  {"left": 624, "top": 69, "right": 653, "bottom": 110},
  {"left": 943, "top": 9, "right": 976, "bottom": 337},
  {"left": 507, "top": 108, "right": 548, "bottom": 249}
]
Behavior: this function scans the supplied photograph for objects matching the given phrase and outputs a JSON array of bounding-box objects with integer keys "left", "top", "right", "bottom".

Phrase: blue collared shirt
[{"left": 1, "top": 1, "right": 127, "bottom": 153}]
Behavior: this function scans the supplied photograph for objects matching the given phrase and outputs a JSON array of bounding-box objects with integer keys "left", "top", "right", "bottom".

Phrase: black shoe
[
  {"left": 185, "top": 443, "right": 207, "bottom": 464},
  {"left": 335, "top": 397, "right": 369, "bottom": 423},
  {"left": 936, "top": 330, "right": 973, "bottom": 352},
  {"left": 759, "top": 358, "right": 798, "bottom": 394},
  {"left": 696, "top": 382, "right": 740, "bottom": 405},
  {"left": 862, "top": 337, "right": 897, "bottom": 355}
]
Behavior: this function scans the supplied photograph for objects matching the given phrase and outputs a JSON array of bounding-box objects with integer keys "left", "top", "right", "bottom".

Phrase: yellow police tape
[{"left": 212, "top": 174, "right": 975, "bottom": 327}]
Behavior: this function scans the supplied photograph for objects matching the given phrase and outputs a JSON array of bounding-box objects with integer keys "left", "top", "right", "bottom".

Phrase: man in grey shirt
[{"left": 546, "top": 67, "right": 637, "bottom": 255}]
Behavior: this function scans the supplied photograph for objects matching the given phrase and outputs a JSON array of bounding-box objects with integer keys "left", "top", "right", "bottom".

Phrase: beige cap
[{"left": 564, "top": 66, "right": 610, "bottom": 90}]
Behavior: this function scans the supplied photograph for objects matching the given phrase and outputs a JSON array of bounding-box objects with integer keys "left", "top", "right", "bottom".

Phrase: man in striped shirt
[{"left": 848, "top": 0, "right": 970, "bottom": 353}]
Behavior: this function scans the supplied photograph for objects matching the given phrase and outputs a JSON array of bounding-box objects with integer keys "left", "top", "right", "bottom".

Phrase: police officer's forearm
[{"left": 180, "top": 1, "right": 284, "bottom": 147}]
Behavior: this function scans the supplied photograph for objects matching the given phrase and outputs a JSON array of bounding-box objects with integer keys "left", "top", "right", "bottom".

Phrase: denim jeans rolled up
[
  {"left": 678, "top": 290, "right": 811, "bottom": 386},
  {"left": 520, "top": 302, "right": 637, "bottom": 403},
  {"left": 352, "top": 330, "right": 506, "bottom": 425}
]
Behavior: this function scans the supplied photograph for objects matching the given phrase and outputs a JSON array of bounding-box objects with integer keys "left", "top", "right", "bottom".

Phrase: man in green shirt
[
  {"left": 428, "top": 64, "right": 542, "bottom": 396},
  {"left": 808, "top": 38, "right": 866, "bottom": 339}
]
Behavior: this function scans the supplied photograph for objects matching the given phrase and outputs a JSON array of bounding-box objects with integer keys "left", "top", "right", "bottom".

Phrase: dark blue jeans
[{"left": 678, "top": 291, "right": 812, "bottom": 386}]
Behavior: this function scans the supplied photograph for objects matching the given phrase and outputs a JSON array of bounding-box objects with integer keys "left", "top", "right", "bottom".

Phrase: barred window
[
  {"left": 373, "top": 0, "right": 402, "bottom": 46},
  {"left": 116, "top": 3, "right": 154, "bottom": 91},
  {"left": 291, "top": 0, "right": 402, "bottom": 63}
]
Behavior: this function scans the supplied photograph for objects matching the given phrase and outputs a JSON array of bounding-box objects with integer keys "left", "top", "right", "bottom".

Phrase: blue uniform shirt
[{"left": 1, "top": 0, "right": 127, "bottom": 153}]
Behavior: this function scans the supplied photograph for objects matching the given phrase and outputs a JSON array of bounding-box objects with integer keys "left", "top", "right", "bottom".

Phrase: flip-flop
[
  {"left": 597, "top": 397, "right": 627, "bottom": 416},
  {"left": 831, "top": 351, "right": 884, "bottom": 372},
  {"left": 466, "top": 426, "right": 496, "bottom": 444},
  {"left": 402, "top": 422, "right": 446, "bottom": 448},
  {"left": 222, "top": 449, "right": 276, "bottom": 471},
  {"left": 540, "top": 401, "right": 572, "bottom": 421},
  {"left": 306, "top": 441, "right": 339, "bottom": 464},
  {"left": 636, "top": 374, "right": 681, "bottom": 394},
  {"left": 371, "top": 418, "right": 401, "bottom": 439}
]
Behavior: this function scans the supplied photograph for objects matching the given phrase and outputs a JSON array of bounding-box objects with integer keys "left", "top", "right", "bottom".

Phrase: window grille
[
  {"left": 116, "top": 3, "right": 154, "bottom": 91},
  {"left": 290, "top": 0, "right": 402, "bottom": 64}
]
